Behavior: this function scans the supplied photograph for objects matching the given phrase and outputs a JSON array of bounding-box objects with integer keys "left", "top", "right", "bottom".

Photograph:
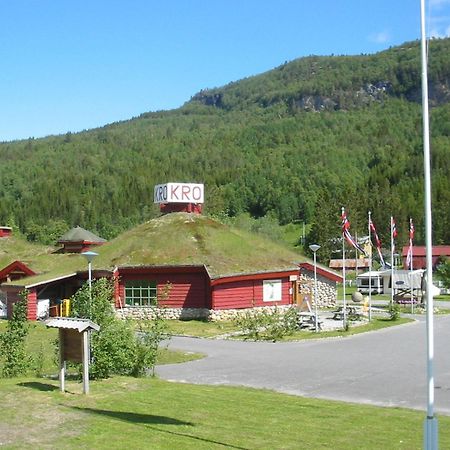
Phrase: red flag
[
  {"left": 409, "top": 219, "right": 415, "bottom": 240},
  {"left": 341, "top": 210, "right": 350, "bottom": 231},
  {"left": 342, "top": 209, "right": 367, "bottom": 255},
  {"left": 406, "top": 218, "right": 414, "bottom": 268},
  {"left": 369, "top": 217, "right": 385, "bottom": 266},
  {"left": 391, "top": 217, "right": 398, "bottom": 238},
  {"left": 369, "top": 218, "right": 382, "bottom": 248}
]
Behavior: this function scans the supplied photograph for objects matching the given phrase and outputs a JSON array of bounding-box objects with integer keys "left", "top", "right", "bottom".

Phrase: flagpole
[
  {"left": 390, "top": 216, "right": 394, "bottom": 308},
  {"left": 410, "top": 218, "right": 414, "bottom": 314},
  {"left": 341, "top": 207, "right": 347, "bottom": 329},
  {"left": 368, "top": 211, "right": 372, "bottom": 321},
  {"left": 421, "top": 0, "right": 438, "bottom": 446}
]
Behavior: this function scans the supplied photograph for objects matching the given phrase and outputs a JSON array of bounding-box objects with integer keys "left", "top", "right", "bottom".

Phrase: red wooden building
[
  {"left": 1, "top": 183, "right": 342, "bottom": 320},
  {"left": 57, "top": 226, "right": 106, "bottom": 253},
  {"left": 402, "top": 245, "right": 450, "bottom": 269},
  {"left": 0, "top": 260, "right": 36, "bottom": 284},
  {"left": 0, "top": 226, "right": 13, "bottom": 238}
]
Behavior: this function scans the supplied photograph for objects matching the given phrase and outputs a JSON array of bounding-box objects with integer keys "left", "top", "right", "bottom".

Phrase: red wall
[
  {"left": 6, "top": 289, "right": 37, "bottom": 320},
  {"left": 403, "top": 256, "right": 440, "bottom": 270},
  {"left": 212, "top": 277, "right": 292, "bottom": 310},
  {"left": 26, "top": 290, "right": 37, "bottom": 320},
  {"left": 117, "top": 269, "right": 210, "bottom": 309}
]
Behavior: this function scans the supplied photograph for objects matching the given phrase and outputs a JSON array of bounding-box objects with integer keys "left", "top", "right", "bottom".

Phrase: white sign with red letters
[{"left": 154, "top": 183, "right": 204, "bottom": 204}]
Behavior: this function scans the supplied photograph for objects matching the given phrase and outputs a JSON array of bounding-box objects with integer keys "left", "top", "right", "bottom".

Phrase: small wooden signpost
[{"left": 45, "top": 317, "right": 100, "bottom": 394}]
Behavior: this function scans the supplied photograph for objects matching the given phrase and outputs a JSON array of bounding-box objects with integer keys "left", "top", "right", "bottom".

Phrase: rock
[{"left": 352, "top": 291, "right": 364, "bottom": 303}]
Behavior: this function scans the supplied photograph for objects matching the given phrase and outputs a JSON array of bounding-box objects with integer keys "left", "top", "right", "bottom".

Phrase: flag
[
  {"left": 409, "top": 218, "right": 415, "bottom": 240},
  {"left": 342, "top": 209, "right": 367, "bottom": 255},
  {"left": 406, "top": 218, "right": 414, "bottom": 268},
  {"left": 341, "top": 210, "right": 350, "bottom": 231},
  {"left": 390, "top": 216, "right": 398, "bottom": 263},
  {"left": 391, "top": 217, "right": 398, "bottom": 239},
  {"left": 369, "top": 217, "right": 385, "bottom": 266}
]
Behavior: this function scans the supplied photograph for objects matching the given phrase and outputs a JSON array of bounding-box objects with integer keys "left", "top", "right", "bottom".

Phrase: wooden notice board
[{"left": 61, "top": 329, "right": 83, "bottom": 363}]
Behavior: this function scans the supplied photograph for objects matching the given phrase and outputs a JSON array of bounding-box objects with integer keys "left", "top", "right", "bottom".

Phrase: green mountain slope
[{"left": 0, "top": 39, "right": 449, "bottom": 257}]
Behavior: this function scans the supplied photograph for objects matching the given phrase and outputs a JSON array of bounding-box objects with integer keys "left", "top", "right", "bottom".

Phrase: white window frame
[
  {"left": 263, "top": 279, "right": 282, "bottom": 302},
  {"left": 125, "top": 280, "right": 157, "bottom": 307}
]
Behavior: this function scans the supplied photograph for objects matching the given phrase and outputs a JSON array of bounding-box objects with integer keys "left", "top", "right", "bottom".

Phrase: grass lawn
[
  {"left": 166, "top": 319, "right": 237, "bottom": 338},
  {"left": 0, "top": 320, "right": 202, "bottom": 376},
  {"left": 165, "top": 316, "right": 414, "bottom": 341},
  {"left": 281, "top": 317, "right": 413, "bottom": 341},
  {"left": 1, "top": 375, "right": 450, "bottom": 449},
  {"left": 2, "top": 318, "right": 449, "bottom": 448}
]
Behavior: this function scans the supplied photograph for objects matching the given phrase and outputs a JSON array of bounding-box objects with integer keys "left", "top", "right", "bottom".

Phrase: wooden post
[
  {"left": 59, "top": 328, "right": 65, "bottom": 393},
  {"left": 82, "top": 331, "right": 89, "bottom": 395}
]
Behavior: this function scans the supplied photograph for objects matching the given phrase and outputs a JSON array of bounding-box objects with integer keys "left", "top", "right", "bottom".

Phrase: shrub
[
  {"left": 389, "top": 303, "right": 401, "bottom": 321},
  {"left": 0, "top": 292, "right": 31, "bottom": 377},
  {"left": 69, "top": 278, "right": 170, "bottom": 379},
  {"left": 133, "top": 306, "right": 169, "bottom": 377},
  {"left": 234, "top": 306, "right": 298, "bottom": 342}
]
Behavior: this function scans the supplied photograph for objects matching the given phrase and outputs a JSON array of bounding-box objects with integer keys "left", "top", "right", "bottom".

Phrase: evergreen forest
[{"left": 0, "top": 38, "right": 449, "bottom": 262}]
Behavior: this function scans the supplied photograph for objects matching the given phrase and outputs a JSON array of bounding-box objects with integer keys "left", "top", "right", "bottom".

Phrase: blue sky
[{"left": 1, "top": 0, "right": 449, "bottom": 142}]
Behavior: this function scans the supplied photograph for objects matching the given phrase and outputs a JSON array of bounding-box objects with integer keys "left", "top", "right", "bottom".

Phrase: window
[
  {"left": 263, "top": 279, "right": 282, "bottom": 302},
  {"left": 125, "top": 281, "right": 157, "bottom": 307}
]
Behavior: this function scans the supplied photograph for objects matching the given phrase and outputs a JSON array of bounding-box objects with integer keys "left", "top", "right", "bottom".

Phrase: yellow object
[
  {"left": 60, "top": 299, "right": 71, "bottom": 317},
  {"left": 363, "top": 297, "right": 369, "bottom": 312}
]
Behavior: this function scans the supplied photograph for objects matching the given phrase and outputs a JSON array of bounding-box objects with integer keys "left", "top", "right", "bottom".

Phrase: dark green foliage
[
  {"left": 0, "top": 293, "right": 31, "bottom": 377},
  {"left": 0, "top": 39, "right": 449, "bottom": 256},
  {"left": 436, "top": 258, "right": 450, "bottom": 289}
]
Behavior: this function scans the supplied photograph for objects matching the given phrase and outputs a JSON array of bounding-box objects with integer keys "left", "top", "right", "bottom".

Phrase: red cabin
[
  {"left": 0, "top": 226, "right": 12, "bottom": 238},
  {"left": 402, "top": 245, "right": 450, "bottom": 269}
]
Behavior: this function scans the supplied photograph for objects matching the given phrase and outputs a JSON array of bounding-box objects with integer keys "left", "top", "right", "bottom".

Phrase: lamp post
[
  {"left": 309, "top": 244, "right": 321, "bottom": 332},
  {"left": 82, "top": 251, "right": 98, "bottom": 317},
  {"left": 82, "top": 251, "right": 98, "bottom": 292},
  {"left": 81, "top": 251, "right": 98, "bottom": 367}
]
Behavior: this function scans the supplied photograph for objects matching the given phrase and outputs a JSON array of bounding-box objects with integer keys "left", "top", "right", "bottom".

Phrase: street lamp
[
  {"left": 309, "top": 244, "right": 321, "bottom": 332},
  {"left": 81, "top": 250, "right": 98, "bottom": 364},
  {"left": 82, "top": 251, "right": 98, "bottom": 292}
]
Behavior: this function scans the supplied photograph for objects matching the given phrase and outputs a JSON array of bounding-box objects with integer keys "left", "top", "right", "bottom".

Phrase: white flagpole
[
  {"left": 342, "top": 207, "right": 347, "bottom": 329},
  {"left": 421, "top": 0, "right": 438, "bottom": 446},
  {"left": 410, "top": 218, "right": 414, "bottom": 314},
  {"left": 390, "top": 216, "right": 395, "bottom": 308},
  {"left": 368, "top": 211, "right": 372, "bottom": 321}
]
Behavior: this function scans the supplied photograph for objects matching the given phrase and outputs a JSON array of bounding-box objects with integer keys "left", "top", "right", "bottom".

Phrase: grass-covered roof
[
  {"left": 3, "top": 213, "right": 306, "bottom": 287},
  {"left": 95, "top": 213, "right": 303, "bottom": 278}
]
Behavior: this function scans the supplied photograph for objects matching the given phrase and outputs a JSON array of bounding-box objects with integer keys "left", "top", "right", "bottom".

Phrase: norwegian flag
[
  {"left": 341, "top": 210, "right": 350, "bottom": 231},
  {"left": 409, "top": 218, "right": 415, "bottom": 240},
  {"left": 341, "top": 209, "right": 367, "bottom": 255},
  {"left": 369, "top": 217, "right": 386, "bottom": 266},
  {"left": 406, "top": 218, "right": 415, "bottom": 268},
  {"left": 390, "top": 216, "right": 398, "bottom": 255},
  {"left": 391, "top": 217, "right": 398, "bottom": 239}
]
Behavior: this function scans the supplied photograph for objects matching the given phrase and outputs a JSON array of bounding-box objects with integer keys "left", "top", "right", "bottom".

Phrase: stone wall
[
  {"left": 298, "top": 273, "right": 337, "bottom": 307},
  {"left": 116, "top": 304, "right": 295, "bottom": 322}
]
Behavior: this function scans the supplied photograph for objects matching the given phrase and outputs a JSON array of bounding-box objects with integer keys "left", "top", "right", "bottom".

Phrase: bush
[
  {"left": 0, "top": 292, "right": 31, "bottom": 377},
  {"left": 69, "top": 278, "right": 170, "bottom": 379},
  {"left": 234, "top": 306, "right": 298, "bottom": 342},
  {"left": 389, "top": 303, "right": 401, "bottom": 321},
  {"left": 133, "top": 306, "right": 169, "bottom": 377}
]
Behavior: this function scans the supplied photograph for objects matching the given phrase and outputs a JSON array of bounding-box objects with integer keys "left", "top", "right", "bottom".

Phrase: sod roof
[
  {"left": 3, "top": 213, "right": 306, "bottom": 287},
  {"left": 57, "top": 226, "right": 106, "bottom": 243}
]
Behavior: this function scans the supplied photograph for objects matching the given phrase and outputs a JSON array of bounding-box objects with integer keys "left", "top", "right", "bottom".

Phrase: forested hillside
[{"left": 0, "top": 38, "right": 449, "bottom": 261}]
